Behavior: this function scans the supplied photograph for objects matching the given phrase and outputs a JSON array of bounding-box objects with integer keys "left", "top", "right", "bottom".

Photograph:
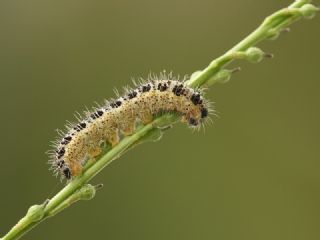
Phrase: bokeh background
[{"left": 0, "top": 0, "right": 319, "bottom": 239}]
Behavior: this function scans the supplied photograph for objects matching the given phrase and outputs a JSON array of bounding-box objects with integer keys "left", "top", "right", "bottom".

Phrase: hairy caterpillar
[{"left": 48, "top": 75, "right": 211, "bottom": 180}]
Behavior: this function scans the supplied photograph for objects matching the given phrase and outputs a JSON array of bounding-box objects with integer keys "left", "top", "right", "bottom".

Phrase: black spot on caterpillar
[{"left": 48, "top": 75, "right": 212, "bottom": 180}]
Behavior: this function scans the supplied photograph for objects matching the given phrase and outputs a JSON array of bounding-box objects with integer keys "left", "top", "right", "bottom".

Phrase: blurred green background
[{"left": 0, "top": 0, "right": 319, "bottom": 239}]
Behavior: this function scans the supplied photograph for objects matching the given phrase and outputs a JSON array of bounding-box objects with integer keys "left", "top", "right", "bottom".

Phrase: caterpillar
[{"left": 48, "top": 75, "right": 211, "bottom": 180}]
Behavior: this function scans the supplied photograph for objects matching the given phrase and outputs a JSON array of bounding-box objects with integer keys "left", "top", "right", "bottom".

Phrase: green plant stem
[
  {"left": 1, "top": 1, "right": 317, "bottom": 240},
  {"left": 1, "top": 115, "right": 176, "bottom": 240},
  {"left": 188, "top": 0, "right": 309, "bottom": 88}
]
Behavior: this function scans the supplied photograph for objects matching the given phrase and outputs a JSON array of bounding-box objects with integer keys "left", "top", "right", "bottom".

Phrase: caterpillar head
[{"left": 56, "top": 159, "right": 72, "bottom": 180}]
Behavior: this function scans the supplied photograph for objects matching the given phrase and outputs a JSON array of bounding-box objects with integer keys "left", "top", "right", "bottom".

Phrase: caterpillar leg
[
  {"left": 70, "top": 161, "right": 83, "bottom": 177},
  {"left": 140, "top": 111, "right": 153, "bottom": 125},
  {"left": 107, "top": 130, "right": 120, "bottom": 147},
  {"left": 88, "top": 146, "right": 102, "bottom": 158},
  {"left": 122, "top": 119, "right": 136, "bottom": 136},
  {"left": 181, "top": 115, "right": 188, "bottom": 123}
]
